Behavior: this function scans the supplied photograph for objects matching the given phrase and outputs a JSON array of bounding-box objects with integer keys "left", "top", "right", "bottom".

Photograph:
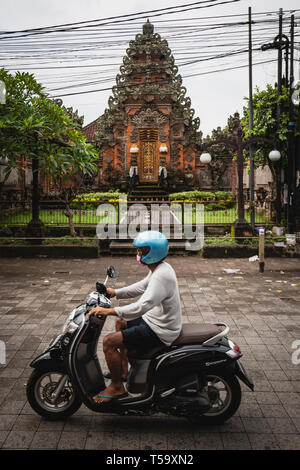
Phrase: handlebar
[{"left": 96, "top": 281, "right": 106, "bottom": 294}]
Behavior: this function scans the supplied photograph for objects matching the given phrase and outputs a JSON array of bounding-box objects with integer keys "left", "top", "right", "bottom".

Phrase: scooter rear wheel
[
  {"left": 26, "top": 364, "right": 82, "bottom": 421},
  {"left": 188, "top": 371, "right": 241, "bottom": 425}
]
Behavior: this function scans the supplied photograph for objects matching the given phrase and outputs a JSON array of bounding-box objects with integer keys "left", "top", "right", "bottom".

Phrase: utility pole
[
  {"left": 297, "top": 50, "right": 300, "bottom": 238},
  {"left": 276, "top": 8, "right": 283, "bottom": 226},
  {"left": 248, "top": 6, "right": 255, "bottom": 230},
  {"left": 287, "top": 14, "right": 295, "bottom": 233}
]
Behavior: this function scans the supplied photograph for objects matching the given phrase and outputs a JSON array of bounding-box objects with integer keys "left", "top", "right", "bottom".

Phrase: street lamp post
[
  {"left": 200, "top": 116, "right": 249, "bottom": 240},
  {"left": 261, "top": 9, "right": 289, "bottom": 228},
  {"left": 201, "top": 116, "right": 277, "bottom": 239},
  {"left": 292, "top": 52, "right": 300, "bottom": 238},
  {"left": 236, "top": 125, "right": 245, "bottom": 222},
  {"left": 261, "top": 12, "right": 299, "bottom": 233},
  {"left": 287, "top": 14, "right": 295, "bottom": 234},
  {"left": 0, "top": 79, "right": 7, "bottom": 176},
  {"left": 0, "top": 80, "right": 7, "bottom": 193},
  {"left": 268, "top": 150, "right": 282, "bottom": 225}
]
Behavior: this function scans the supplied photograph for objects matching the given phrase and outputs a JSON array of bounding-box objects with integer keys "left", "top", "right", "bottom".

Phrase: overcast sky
[{"left": 1, "top": 0, "right": 300, "bottom": 136}]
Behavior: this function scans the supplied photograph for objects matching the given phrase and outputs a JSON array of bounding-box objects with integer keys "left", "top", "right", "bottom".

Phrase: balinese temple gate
[{"left": 84, "top": 20, "right": 202, "bottom": 193}]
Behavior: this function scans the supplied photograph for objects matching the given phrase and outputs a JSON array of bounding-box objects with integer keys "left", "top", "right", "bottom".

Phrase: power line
[
  {"left": 49, "top": 58, "right": 278, "bottom": 98},
  {"left": 183, "top": 58, "right": 277, "bottom": 77},
  {"left": 1, "top": 5, "right": 298, "bottom": 105},
  {"left": 0, "top": 1, "right": 222, "bottom": 35},
  {"left": 0, "top": 0, "right": 241, "bottom": 39}
]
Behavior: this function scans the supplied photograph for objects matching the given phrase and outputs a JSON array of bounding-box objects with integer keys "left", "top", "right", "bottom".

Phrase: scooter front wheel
[{"left": 26, "top": 364, "right": 82, "bottom": 421}]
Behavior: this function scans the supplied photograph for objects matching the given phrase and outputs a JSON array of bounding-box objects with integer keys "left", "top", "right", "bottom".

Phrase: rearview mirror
[{"left": 107, "top": 266, "right": 115, "bottom": 278}]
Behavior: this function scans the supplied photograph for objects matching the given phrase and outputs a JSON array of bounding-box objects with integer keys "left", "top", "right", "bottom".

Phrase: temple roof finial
[{"left": 143, "top": 19, "right": 154, "bottom": 36}]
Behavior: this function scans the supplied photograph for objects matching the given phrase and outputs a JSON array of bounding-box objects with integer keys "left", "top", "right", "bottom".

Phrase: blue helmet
[{"left": 133, "top": 230, "right": 168, "bottom": 265}]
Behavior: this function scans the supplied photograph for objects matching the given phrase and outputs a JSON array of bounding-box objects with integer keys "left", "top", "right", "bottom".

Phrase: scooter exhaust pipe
[{"left": 158, "top": 393, "right": 210, "bottom": 417}]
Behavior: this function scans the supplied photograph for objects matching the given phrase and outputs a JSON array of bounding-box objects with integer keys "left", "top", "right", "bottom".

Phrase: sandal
[{"left": 96, "top": 391, "right": 128, "bottom": 403}]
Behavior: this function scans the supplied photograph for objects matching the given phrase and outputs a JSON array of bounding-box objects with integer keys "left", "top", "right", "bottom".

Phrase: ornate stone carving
[
  {"left": 159, "top": 127, "right": 168, "bottom": 142},
  {"left": 130, "top": 108, "right": 168, "bottom": 128},
  {"left": 53, "top": 99, "right": 84, "bottom": 126},
  {"left": 116, "top": 127, "right": 124, "bottom": 137},
  {"left": 207, "top": 158, "right": 228, "bottom": 188},
  {"left": 184, "top": 153, "right": 194, "bottom": 163},
  {"left": 130, "top": 127, "right": 138, "bottom": 143},
  {"left": 143, "top": 20, "right": 154, "bottom": 36},
  {"left": 170, "top": 143, "right": 181, "bottom": 171},
  {"left": 104, "top": 155, "right": 113, "bottom": 164}
]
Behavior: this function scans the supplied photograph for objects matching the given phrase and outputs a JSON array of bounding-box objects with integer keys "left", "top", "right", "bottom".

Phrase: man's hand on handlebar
[
  {"left": 106, "top": 288, "right": 116, "bottom": 298},
  {"left": 88, "top": 307, "right": 117, "bottom": 318}
]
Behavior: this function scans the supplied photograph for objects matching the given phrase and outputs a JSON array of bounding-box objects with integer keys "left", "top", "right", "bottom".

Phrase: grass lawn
[
  {"left": 170, "top": 205, "right": 269, "bottom": 224},
  {"left": 0, "top": 205, "right": 269, "bottom": 226},
  {"left": 0, "top": 209, "right": 115, "bottom": 225}
]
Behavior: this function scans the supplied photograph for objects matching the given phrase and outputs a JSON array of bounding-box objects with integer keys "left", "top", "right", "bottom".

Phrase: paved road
[{"left": 0, "top": 256, "right": 300, "bottom": 450}]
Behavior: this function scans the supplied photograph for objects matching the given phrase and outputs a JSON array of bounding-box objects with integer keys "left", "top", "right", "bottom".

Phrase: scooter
[{"left": 26, "top": 266, "right": 254, "bottom": 424}]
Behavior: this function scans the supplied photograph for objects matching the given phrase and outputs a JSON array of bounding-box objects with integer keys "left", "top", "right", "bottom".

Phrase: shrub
[
  {"left": 169, "top": 191, "right": 233, "bottom": 211},
  {"left": 70, "top": 192, "right": 127, "bottom": 209},
  {"left": 169, "top": 190, "right": 232, "bottom": 201}
]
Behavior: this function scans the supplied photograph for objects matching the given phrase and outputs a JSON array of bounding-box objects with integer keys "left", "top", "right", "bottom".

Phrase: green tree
[
  {"left": 242, "top": 83, "right": 299, "bottom": 168},
  {"left": 0, "top": 68, "right": 98, "bottom": 236}
]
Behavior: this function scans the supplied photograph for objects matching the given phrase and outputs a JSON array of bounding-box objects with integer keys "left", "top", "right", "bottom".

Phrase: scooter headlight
[
  {"left": 62, "top": 308, "right": 78, "bottom": 334},
  {"left": 62, "top": 320, "right": 78, "bottom": 334}
]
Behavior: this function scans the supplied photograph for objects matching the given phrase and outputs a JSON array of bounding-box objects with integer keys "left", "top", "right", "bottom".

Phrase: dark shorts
[{"left": 121, "top": 317, "right": 164, "bottom": 352}]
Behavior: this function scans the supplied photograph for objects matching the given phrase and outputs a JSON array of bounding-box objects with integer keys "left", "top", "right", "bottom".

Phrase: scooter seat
[
  {"left": 172, "top": 323, "right": 222, "bottom": 346},
  {"left": 128, "top": 323, "right": 222, "bottom": 360}
]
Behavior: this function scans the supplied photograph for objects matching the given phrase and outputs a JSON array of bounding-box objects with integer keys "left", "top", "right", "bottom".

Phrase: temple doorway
[{"left": 139, "top": 129, "right": 158, "bottom": 183}]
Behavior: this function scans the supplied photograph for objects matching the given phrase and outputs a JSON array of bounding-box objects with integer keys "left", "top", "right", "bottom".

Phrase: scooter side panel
[
  {"left": 152, "top": 345, "right": 234, "bottom": 390},
  {"left": 75, "top": 344, "right": 106, "bottom": 396},
  {"left": 69, "top": 322, "right": 106, "bottom": 397}
]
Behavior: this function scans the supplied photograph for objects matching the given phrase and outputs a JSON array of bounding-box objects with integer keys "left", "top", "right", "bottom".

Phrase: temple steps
[{"left": 128, "top": 184, "right": 169, "bottom": 202}]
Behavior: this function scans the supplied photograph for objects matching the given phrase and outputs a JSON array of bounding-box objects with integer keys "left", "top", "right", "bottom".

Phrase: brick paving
[{"left": 0, "top": 255, "right": 300, "bottom": 450}]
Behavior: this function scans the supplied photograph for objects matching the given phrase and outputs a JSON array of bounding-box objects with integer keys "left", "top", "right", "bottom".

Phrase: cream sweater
[{"left": 114, "top": 262, "right": 182, "bottom": 346}]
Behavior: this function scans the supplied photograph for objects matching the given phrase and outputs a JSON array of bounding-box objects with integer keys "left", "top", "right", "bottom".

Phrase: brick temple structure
[{"left": 83, "top": 19, "right": 209, "bottom": 193}]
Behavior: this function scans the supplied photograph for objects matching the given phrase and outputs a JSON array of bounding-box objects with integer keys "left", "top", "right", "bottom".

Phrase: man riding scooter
[{"left": 88, "top": 230, "right": 182, "bottom": 404}]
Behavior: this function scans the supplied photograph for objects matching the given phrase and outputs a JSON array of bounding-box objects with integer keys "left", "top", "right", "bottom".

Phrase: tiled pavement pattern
[{"left": 0, "top": 256, "right": 300, "bottom": 450}]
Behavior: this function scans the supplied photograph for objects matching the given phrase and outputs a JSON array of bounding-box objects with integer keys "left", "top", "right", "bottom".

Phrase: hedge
[
  {"left": 169, "top": 191, "right": 233, "bottom": 201},
  {"left": 169, "top": 191, "right": 234, "bottom": 211},
  {"left": 71, "top": 191, "right": 127, "bottom": 209}
]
